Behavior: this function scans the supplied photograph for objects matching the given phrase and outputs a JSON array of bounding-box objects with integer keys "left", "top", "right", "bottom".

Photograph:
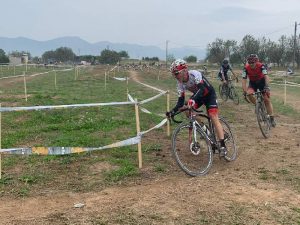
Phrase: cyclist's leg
[
  {"left": 247, "top": 82, "right": 256, "bottom": 104},
  {"left": 259, "top": 79, "right": 276, "bottom": 127},
  {"left": 259, "top": 80, "right": 274, "bottom": 116},
  {"left": 204, "top": 92, "right": 227, "bottom": 156}
]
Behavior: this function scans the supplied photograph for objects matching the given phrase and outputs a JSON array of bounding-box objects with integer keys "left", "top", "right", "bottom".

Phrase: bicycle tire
[
  {"left": 218, "top": 117, "right": 238, "bottom": 161},
  {"left": 255, "top": 102, "right": 271, "bottom": 138},
  {"left": 171, "top": 122, "right": 213, "bottom": 176},
  {"left": 219, "top": 84, "right": 228, "bottom": 101},
  {"left": 229, "top": 87, "right": 239, "bottom": 105}
]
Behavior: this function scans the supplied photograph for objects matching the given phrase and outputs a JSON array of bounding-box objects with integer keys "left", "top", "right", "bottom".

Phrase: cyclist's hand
[
  {"left": 187, "top": 99, "right": 196, "bottom": 108},
  {"left": 166, "top": 110, "right": 175, "bottom": 118}
]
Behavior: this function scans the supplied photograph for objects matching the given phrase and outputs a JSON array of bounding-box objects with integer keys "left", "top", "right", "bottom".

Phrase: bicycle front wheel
[
  {"left": 229, "top": 87, "right": 239, "bottom": 105},
  {"left": 256, "top": 102, "right": 271, "bottom": 138},
  {"left": 219, "top": 84, "right": 228, "bottom": 101},
  {"left": 171, "top": 122, "right": 213, "bottom": 176}
]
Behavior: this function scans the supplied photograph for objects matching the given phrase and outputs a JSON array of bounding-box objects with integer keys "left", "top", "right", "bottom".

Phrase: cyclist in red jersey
[
  {"left": 242, "top": 54, "right": 276, "bottom": 127},
  {"left": 166, "top": 59, "right": 228, "bottom": 156}
]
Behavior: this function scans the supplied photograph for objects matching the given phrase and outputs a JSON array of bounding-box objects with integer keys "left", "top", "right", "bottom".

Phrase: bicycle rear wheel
[
  {"left": 255, "top": 102, "right": 271, "bottom": 138},
  {"left": 219, "top": 84, "right": 228, "bottom": 101},
  {"left": 217, "top": 117, "right": 237, "bottom": 161},
  {"left": 229, "top": 87, "right": 239, "bottom": 105},
  {"left": 171, "top": 122, "right": 213, "bottom": 176}
]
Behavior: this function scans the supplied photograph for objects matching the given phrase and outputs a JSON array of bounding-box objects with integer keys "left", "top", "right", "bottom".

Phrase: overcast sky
[{"left": 1, "top": 0, "right": 300, "bottom": 49}]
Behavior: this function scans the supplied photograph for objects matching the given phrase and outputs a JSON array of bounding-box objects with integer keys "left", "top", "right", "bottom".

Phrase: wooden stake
[
  {"left": 284, "top": 76, "right": 287, "bottom": 105},
  {"left": 126, "top": 76, "right": 129, "bottom": 101},
  {"left": 167, "top": 91, "right": 170, "bottom": 136},
  {"left": 105, "top": 71, "right": 107, "bottom": 91},
  {"left": 134, "top": 99, "right": 142, "bottom": 168},
  {"left": 23, "top": 71, "right": 28, "bottom": 102},
  {"left": 0, "top": 103, "right": 2, "bottom": 179},
  {"left": 54, "top": 70, "right": 57, "bottom": 89}
]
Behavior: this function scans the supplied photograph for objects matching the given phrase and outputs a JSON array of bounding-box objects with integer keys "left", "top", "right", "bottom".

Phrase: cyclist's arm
[
  {"left": 220, "top": 68, "right": 226, "bottom": 81},
  {"left": 262, "top": 65, "right": 270, "bottom": 86},
  {"left": 241, "top": 69, "right": 247, "bottom": 92},
  {"left": 264, "top": 75, "right": 270, "bottom": 86},
  {"left": 172, "top": 95, "right": 185, "bottom": 113}
]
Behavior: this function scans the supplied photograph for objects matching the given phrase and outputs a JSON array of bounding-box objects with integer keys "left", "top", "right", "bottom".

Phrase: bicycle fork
[{"left": 189, "top": 122, "right": 201, "bottom": 155}]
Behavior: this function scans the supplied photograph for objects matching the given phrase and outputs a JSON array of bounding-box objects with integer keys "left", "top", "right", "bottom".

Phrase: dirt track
[{"left": 0, "top": 70, "right": 300, "bottom": 224}]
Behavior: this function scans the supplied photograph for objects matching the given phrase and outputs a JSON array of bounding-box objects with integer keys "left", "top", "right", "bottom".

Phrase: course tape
[
  {"left": 0, "top": 101, "right": 135, "bottom": 112},
  {"left": 0, "top": 68, "right": 73, "bottom": 80},
  {"left": 113, "top": 77, "right": 128, "bottom": 81},
  {"left": 271, "top": 82, "right": 300, "bottom": 88},
  {"left": 133, "top": 80, "right": 165, "bottom": 93},
  {"left": 0, "top": 118, "right": 167, "bottom": 155},
  {"left": 128, "top": 94, "right": 165, "bottom": 118}
]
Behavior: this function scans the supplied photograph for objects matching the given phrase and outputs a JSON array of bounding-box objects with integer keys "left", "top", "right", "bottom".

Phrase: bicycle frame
[
  {"left": 247, "top": 90, "right": 271, "bottom": 138},
  {"left": 174, "top": 108, "right": 218, "bottom": 149},
  {"left": 169, "top": 107, "right": 237, "bottom": 176}
]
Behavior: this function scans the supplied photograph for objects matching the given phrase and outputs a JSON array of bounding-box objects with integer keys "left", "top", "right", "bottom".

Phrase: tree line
[
  {"left": 0, "top": 47, "right": 130, "bottom": 65},
  {"left": 206, "top": 34, "right": 300, "bottom": 68}
]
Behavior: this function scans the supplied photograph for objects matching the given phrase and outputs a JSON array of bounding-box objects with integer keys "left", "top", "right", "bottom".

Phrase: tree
[
  {"left": 0, "top": 49, "right": 9, "bottom": 63},
  {"left": 184, "top": 55, "right": 197, "bottom": 63},
  {"left": 239, "top": 35, "right": 260, "bottom": 62},
  {"left": 42, "top": 47, "right": 76, "bottom": 63},
  {"left": 99, "top": 49, "right": 121, "bottom": 64},
  {"left": 118, "top": 51, "right": 129, "bottom": 58}
]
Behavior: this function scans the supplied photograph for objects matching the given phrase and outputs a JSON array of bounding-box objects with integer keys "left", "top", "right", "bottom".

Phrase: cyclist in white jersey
[{"left": 166, "top": 59, "right": 228, "bottom": 157}]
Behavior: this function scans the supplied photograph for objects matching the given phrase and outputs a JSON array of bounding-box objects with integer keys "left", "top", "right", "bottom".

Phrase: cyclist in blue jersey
[
  {"left": 166, "top": 59, "right": 228, "bottom": 157},
  {"left": 218, "top": 59, "right": 238, "bottom": 84}
]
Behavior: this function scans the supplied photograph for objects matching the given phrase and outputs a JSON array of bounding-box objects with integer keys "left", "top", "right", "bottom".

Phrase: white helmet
[{"left": 170, "top": 59, "right": 188, "bottom": 74}]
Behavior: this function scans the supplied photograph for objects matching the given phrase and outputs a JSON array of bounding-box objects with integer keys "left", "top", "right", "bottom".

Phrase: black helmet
[{"left": 222, "top": 59, "right": 229, "bottom": 65}]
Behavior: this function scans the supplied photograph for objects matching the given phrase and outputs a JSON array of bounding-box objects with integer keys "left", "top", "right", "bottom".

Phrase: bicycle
[
  {"left": 169, "top": 107, "right": 237, "bottom": 176},
  {"left": 219, "top": 78, "right": 239, "bottom": 105},
  {"left": 247, "top": 90, "right": 271, "bottom": 138}
]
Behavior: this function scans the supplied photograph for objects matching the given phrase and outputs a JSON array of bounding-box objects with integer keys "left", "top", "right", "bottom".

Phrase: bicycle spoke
[
  {"left": 171, "top": 123, "right": 213, "bottom": 176},
  {"left": 218, "top": 118, "right": 237, "bottom": 161},
  {"left": 256, "top": 102, "right": 271, "bottom": 138}
]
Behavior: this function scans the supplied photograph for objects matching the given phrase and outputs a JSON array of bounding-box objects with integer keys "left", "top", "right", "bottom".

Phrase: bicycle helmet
[
  {"left": 247, "top": 54, "right": 259, "bottom": 64},
  {"left": 170, "top": 59, "right": 187, "bottom": 75},
  {"left": 222, "top": 59, "right": 229, "bottom": 65}
]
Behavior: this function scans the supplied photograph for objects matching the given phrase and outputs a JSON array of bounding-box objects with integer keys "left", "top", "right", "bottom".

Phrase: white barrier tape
[
  {"left": 0, "top": 101, "right": 135, "bottom": 112},
  {"left": 128, "top": 93, "right": 164, "bottom": 117},
  {"left": 286, "top": 81, "right": 300, "bottom": 86},
  {"left": 0, "top": 118, "right": 167, "bottom": 155},
  {"left": 140, "top": 118, "right": 168, "bottom": 136},
  {"left": 271, "top": 83, "right": 300, "bottom": 88},
  {"left": 113, "top": 77, "right": 127, "bottom": 81},
  {"left": 30, "top": 69, "right": 73, "bottom": 78},
  {"left": 140, "top": 107, "right": 151, "bottom": 114},
  {"left": 139, "top": 91, "right": 167, "bottom": 105},
  {"left": 0, "top": 136, "right": 141, "bottom": 155},
  {"left": 134, "top": 80, "right": 165, "bottom": 93},
  {"left": 128, "top": 94, "right": 135, "bottom": 103},
  {"left": 110, "top": 66, "right": 118, "bottom": 72},
  {"left": 0, "top": 74, "right": 24, "bottom": 80},
  {"left": 0, "top": 68, "right": 73, "bottom": 80}
]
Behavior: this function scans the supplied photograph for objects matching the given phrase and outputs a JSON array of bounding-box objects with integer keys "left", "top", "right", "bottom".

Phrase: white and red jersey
[{"left": 176, "top": 70, "right": 213, "bottom": 98}]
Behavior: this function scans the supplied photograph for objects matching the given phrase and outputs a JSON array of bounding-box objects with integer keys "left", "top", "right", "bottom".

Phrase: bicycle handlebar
[
  {"left": 246, "top": 89, "right": 266, "bottom": 96},
  {"left": 168, "top": 107, "right": 204, "bottom": 124}
]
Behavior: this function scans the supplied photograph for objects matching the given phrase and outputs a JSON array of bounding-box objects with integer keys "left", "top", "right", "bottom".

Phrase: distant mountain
[{"left": 0, "top": 36, "right": 206, "bottom": 60}]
